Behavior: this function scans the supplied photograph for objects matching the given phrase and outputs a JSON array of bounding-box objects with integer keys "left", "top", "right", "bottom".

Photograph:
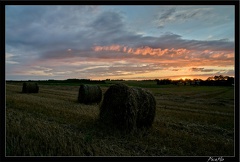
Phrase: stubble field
[{"left": 6, "top": 81, "right": 235, "bottom": 156}]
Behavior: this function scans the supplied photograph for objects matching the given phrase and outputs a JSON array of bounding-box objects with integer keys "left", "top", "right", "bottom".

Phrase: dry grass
[{"left": 6, "top": 83, "right": 235, "bottom": 156}]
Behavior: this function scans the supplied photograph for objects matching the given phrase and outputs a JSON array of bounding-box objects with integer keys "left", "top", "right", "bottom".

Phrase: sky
[{"left": 5, "top": 5, "right": 235, "bottom": 80}]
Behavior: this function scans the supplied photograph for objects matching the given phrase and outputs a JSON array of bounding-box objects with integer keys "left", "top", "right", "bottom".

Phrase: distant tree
[
  {"left": 204, "top": 75, "right": 234, "bottom": 86},
  {"left": 227, "top": 77, "right": 234, "bottom": 86},
  {"left": 224, "top": 76, "right": 229, "bottom": 80},
  {"left": 214, "top": 75, "right": 225, "bottom": 81},
  {"left": 157, "top": 79, "right": 172, "bottom": 85},
  {"left": 207, "top": 77, "right": 214, "bottom": 81},
  {"left": 219, "top": 75, "right": 225, "bottom": 80},
  {"left": 214, "top": 75, "right": 219, "bottom": 80},
  {"left": 179, "top": 78, "right": 184, "bottom": 82}
]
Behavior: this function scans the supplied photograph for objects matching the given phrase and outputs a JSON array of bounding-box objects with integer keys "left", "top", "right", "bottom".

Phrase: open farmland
[{"left": 6, "top": 81, "right": 234, "bottom": 156}]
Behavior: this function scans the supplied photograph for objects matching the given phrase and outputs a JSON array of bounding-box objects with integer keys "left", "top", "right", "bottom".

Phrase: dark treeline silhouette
[
  {"left": 7, "top": 79, "right": 106, "bottom": 84},
  {"left": 156, "top": 75, "right": 234, "bottom": 86},
  {"left": 50, "top": 79, "right": 106, "bottom": 84},
  {"left": 105, "top": 79, "right": 124, "bottom": 81},
  {"left": 6, "top": 75, "right": 234, "bottom": 86}
]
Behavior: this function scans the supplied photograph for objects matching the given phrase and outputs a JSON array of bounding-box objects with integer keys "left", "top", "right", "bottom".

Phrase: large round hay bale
[
  {"left": 99, "top": 83, "right": 156, "bottom": 131},
  {"left": 78, "top": 84, "right": 102, "bottom": 104},
  {"left": 22, "top": 82, "right": 39, "bottom": 93}
]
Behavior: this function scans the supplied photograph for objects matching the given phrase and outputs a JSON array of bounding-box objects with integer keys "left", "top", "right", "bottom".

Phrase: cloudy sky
[{"left": 6, "top": 5, "right": 235, "bottom": 80}]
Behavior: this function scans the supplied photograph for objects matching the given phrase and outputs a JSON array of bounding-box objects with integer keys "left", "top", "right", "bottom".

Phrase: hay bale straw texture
[
  {"left": 22, "top": 82, "right": 39, "bottom": 93},
  {"left": 78, "top": 84, "right": 102, "bottom": 104},
  {"left": 99, "top": 83, "right": 156, "bottom": 131}
]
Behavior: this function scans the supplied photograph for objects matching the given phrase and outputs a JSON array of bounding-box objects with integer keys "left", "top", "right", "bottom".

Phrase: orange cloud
[
  {"left": 93, "top": 45, "right": 122, "bottom": 52},
  {"left": 209, "top": 52, "right": 234, "bottom": 60},
  {"left": 92, "top": 45, "right": 191, "bottom": 57},
  {"left": 225, "top": 53, "right": 234, "bottom": 58},
  {"left": 211, "top": 53, "right": 224, "bottom": 58}
]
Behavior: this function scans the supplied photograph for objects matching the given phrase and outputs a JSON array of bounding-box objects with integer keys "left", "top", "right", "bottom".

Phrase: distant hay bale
[
  {"left": 78, "top": 84, "right": 102, "bottom": 104},
  {"left": 99, "top": 83, "right": 156, "bottom": 131},
  {"left": 22, "top": 82, "right": 39, "bottom": 93}
]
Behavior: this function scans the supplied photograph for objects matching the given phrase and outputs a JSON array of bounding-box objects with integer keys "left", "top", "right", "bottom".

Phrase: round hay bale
[
  {"left": 22, "top": 82, "right": 39, "bottom": 93},
  {"left": 132, "top": 87, "right": 156, "bottom": 129},
  {"left": 78, "top": 84, "right": 102, "bottom": 104},
  {"left": 99, "top": 83, "right": 156, "bottom": 131}
]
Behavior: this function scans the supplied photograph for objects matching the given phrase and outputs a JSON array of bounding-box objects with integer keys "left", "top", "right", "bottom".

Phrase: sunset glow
[{"left": 6, "top": 5, "right": 235, "bottom": 80}]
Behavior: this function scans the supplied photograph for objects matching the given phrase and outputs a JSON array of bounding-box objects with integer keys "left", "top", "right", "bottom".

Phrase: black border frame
[{"left": 1, "top": 1, "right": 239, "bottom": 162}]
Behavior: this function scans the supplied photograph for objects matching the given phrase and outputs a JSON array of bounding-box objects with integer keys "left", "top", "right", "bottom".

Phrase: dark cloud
[
  {"left": 190, "top": 67, "right": 227, "bottom": 73},
  {"left": 89, "top": 11, "right": 124, "bottom": 32},
  {"left": 6, "top": 6, "right": 99, "bottom": 52},
  {"left": 175, "top": 8, "right": 210, "bottom": 20},
  {"left": 157, "top": 8, "right": 176, "bottom": 28},
  {"left": 171, "top": 69, "right": 179, "bottom": 71},
  {"left": 118, "top": 33, "right": 234, "bottom": 52},
  {"left": 191, "top": 68, "right": 211, "bottom": 72},
  {"left": 153, "top": 33, "right": 234, "bottom": 51},
  {"left": 156, "top": 7, "right": 213, "bottom": 28},
  {"left": 160, "top": 8, "right": 176, "bottom": 19}
]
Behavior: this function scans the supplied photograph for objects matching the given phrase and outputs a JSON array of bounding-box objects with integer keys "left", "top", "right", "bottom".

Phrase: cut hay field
[{"left": 5, "top": 82, "right": 235, "bottom": 156}]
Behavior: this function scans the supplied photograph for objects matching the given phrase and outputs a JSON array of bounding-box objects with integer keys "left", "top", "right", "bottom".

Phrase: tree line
[{"left": 156, "top": 75, "right": 234, "bottom": 86}]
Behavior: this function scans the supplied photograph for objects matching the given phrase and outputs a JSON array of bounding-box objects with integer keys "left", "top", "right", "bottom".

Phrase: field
[{"left": 5, "top": 81, "right": 235, "bottom": 156}]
